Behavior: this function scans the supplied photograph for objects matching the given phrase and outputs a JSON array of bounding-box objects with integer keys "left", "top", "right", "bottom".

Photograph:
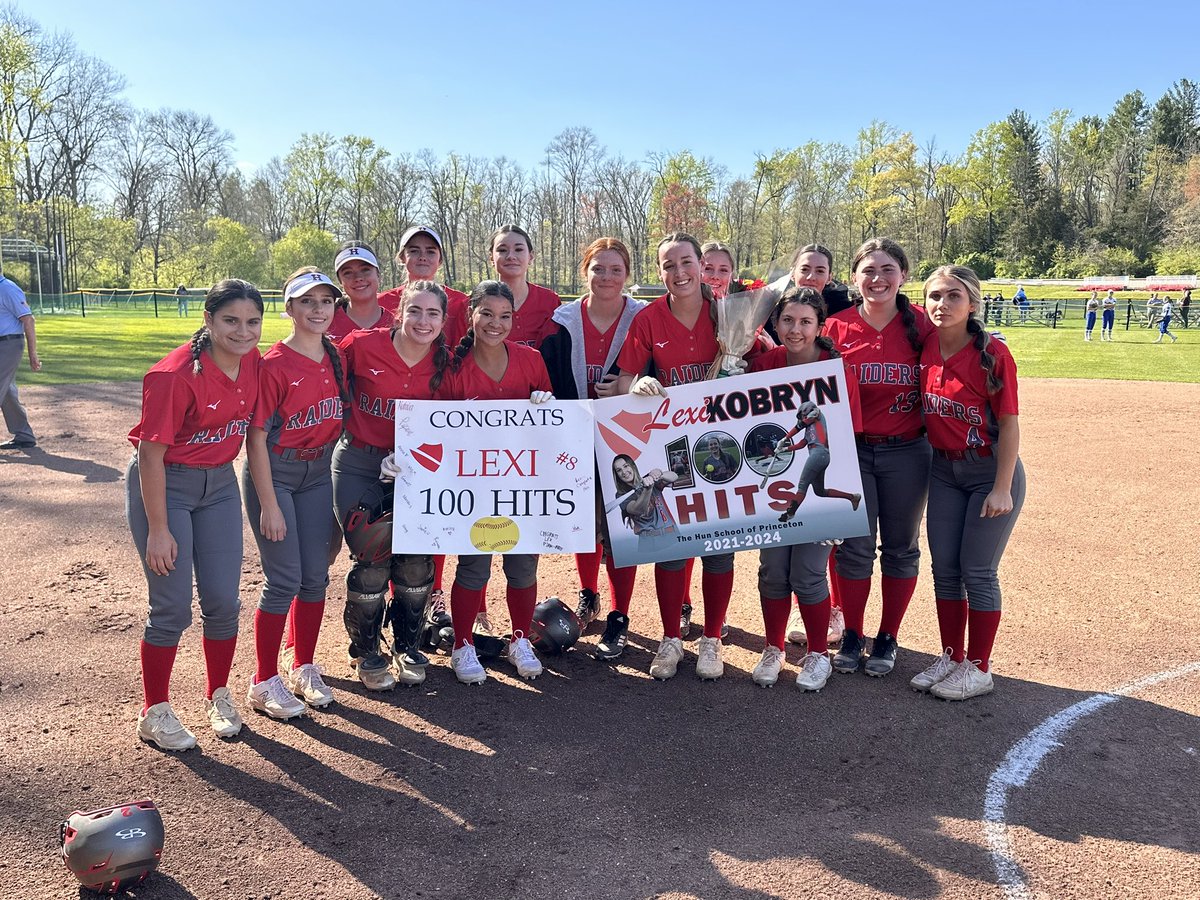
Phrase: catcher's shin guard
[
  {"left": 388, "top": 555, "right": 434, "bottom": 683},
  {"left": 344, "top": 563, "right": 391, "bottom": 674}
]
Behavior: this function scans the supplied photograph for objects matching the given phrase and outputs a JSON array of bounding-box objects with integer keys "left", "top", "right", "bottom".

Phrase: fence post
[
  {"left": 153, "top": 292, "right": 159, "bottom": 318},
  {"left": 80, "top": 291, "right": 86, "bottom": 318},
  {"left": 1125, "top": 301, "right": 1132, "bottom": 331},
  {"left": 1052, "top": 301, "right": 1059, "bottom": 328}
]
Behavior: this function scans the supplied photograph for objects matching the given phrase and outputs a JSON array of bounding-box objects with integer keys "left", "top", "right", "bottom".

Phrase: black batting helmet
[
  {"left": 528, "top": 597, "right": 582, "bottom": 655},
  {"left": 60, "top": 799, "right": 164, "bottom": 895}
]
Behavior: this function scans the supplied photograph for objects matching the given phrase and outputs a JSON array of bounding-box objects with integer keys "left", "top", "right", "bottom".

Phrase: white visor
[
  {"left": 334, "top": 246, "right": 380, "bottom": 275},
  {"left": 284, "top": 271, "right": 342, "bottom": 302}
]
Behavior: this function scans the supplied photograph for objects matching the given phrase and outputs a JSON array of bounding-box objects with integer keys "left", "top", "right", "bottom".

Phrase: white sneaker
[
  {"left": 786, "top": 608, "right": 806, "bottom": 645},
  {"left": 695, "top": 636, "right": 724, "bottom": 681},
  {"left": 795, "top": 651, "right": 832, "bottom": 691},
  {"left": 205, "top": 686, "right": 243, "bottom": 738},
  {"left": 752, "top": 645, "right": 785, "bottom": 687},
  {"left": 910, "top": 650, "right": 958, "bottom": 693},
  {"left": 474, "top": 610, "right": 493, "bottom": 636},
  {"left": 649, "top": 637, "right": 685, "bottom": 680},
  {"left": 451, "top": 644, "right": 487, "bottom": 684},
  {"left": 287, "top": 663, "right": 333, "bottom": 708},
  {"left": 507, "top": 636, "right": 543, "bottom": 680},
  {"left": 827, "top": 607, "right": 845, "bottom": 645},
  {"left": 137, "top": 701, "right": 196, "bottom": 751},
  {"left": 930, "top": 659, "right": 994, "bottom": 701},
  {"left": 247, "top": 674, "right": 306, "bottom": 720}
]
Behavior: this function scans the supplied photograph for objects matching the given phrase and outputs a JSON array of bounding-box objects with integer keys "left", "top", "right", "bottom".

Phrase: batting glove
[
  {"left": 630, "top": 376, "right": 667, "bottom": 397},
  {"left": 530, "top": 390, "right": 554, "bottom": 405},
  {"left": 379, "top": 452, "right": 403, "bottom": 482}
]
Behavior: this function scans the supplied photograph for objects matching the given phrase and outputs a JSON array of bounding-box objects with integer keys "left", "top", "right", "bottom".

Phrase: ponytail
[
  {"left": 321, "top": 334, "right": 351, "bottom": 419},
  {"left": 190, "top": 327, "right": 211, "bottom": 375},
  {"left": 967, "top": 317, "right": 1003, "bottom": 394},
  {"left": 429, "top": 333, "right": 451, "bottom": 393}
]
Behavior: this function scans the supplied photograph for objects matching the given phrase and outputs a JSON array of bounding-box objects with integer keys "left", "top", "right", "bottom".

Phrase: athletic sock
[
  {"left": 450, "top": 581, "right": 485, "bottom": 649},
  {"left": 966, "top": 609, "right": 1002, "bottom": 673},
  {"left": 575, "top": 547, "right": 602, "bottom": 594},
  {"left": 936, "top": 598, "right": 969, "bottom": 662},
  {"left": 701, "top": 569, "right": 734, "bottom": 639},
  {"left": 606, "top": 559, "right": 637, "bottom": 615},
  {"left": 283, "top": 598, "right": 298, "bottom": 652},
  {"left": 654, "top": 565, "right": 688, "bottom": 639},
  {"left": 201, "top": 635, "right": 238, "bottom": 699},
  {"left": 682, "top": 557, "right": 696, "bottom": 606},
  {"left": 291, "top": 598, "right": 326, "bottom": 668},
  {"left": 827, "top": 553, "right": 842, "bottom": 610},
  {"left": 253, "top": 610, "right": 288, "bottom": 684},
  {"left": 879, "top": 574, "right": 918, "bottom": 636},
  {"left": 506, "top": 582, "right": 539, "bottom": 638},
  {"left": 140, "top": 641, "right": 177, "bottom": 712},
  {"left": 798, "top": 595, "right": 832, "bottom": 655},
  {"left": 838, "top": 576, "right": 871, "bottom": 634},
  {"left": 433, "top": 554, "right": 446, "bottom": 592},
  {"left": 760, "top": 595, "right": 790, "bottom": 650}
]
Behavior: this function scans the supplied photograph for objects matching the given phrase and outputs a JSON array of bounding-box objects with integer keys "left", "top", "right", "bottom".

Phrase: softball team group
[{"left": 126, "top": 225, "right": 1024, "bottom": 752}]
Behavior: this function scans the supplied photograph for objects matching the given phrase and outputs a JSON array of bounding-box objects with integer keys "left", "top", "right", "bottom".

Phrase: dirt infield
[{"left": 2, "top": 379, "right": 1198, "bottom": 899}]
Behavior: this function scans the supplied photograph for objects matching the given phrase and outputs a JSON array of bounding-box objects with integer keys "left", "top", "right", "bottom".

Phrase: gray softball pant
[
  {"left": 835, "top": 436, "right": 932, "bottom": 581},
  {"left": 657, "top": 552, "right": 735, "bottom": 574},
  {"left": 126, "top": 457, "right": 243, "bottom": 646},
  {"left": 758, "top": 543, "right": 832, "bottom": 604},
  {"left": 242, "top": 450, "right": 336, "bottom": 614},
  {"left": 454, "top": 553, "right": 538, "bottom": 591},
  {"left": 331, "top": 438, "right": 385, "bottom": 529},
  {"left": 0, "top": 336, "right": 34, "bottom": 443},
  {"left": 926, "top": 454, "right": 1026, "bottom": 612}
]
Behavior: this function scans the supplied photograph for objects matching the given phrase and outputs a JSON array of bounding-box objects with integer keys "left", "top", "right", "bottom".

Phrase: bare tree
[
  {"left": 247, "top": 158, "right": 291, "bottom": 243},
  {"left": 545, "top": 126, "right": 602, "bottom": 292},
  {"left": 338, "top": 134, "right": 389, "bottom": 240},
  {"left": 149, "top": 109, "right": 233, "bottom": 214}
]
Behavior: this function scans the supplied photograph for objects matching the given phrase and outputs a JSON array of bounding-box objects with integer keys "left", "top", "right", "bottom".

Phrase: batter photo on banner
[
  {"left": 387, "top": 399, "right": 596, "bottom": 556},
  {"left": 595, "top": 359, "right": 869, "bottom": 567}
]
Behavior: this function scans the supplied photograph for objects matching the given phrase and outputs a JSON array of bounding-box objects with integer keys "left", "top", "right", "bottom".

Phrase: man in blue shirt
[{"left": 0, "top": 273, "right": 41, "bottom": 449}]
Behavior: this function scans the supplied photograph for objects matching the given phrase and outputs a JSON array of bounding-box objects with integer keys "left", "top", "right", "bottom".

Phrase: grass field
[{"left": 14, "top": 305, "right": 1199, "bottom": 385}]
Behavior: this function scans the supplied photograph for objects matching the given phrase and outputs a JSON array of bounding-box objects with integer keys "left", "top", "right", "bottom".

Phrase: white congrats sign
[
  {"left": 593, "top": 359, "right": 869, "bottom": 567},
  {"left": 390, "top": 400, "right": 596, "bottom": 555}
]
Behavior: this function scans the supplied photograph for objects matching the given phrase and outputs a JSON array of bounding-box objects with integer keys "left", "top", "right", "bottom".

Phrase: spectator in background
[
  {"left": 176, "top": 285, "right": 188, "bottom": 318},
  {"left": 1180, "top": 290, "right": 1190, "bottom": 329},
  {"left": 1146, "top": 293, "right": 1162, "bottom": 328},
  {"left": 0, "top": 272, "right": 40, "bottom": 450},
  {"left": 993, "top": 290, "right": 1005, "bottom": 326}
]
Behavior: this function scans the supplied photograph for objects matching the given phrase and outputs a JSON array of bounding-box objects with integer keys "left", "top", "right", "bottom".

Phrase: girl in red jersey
[
  {"left": 443, "top": 280, "right": 555, "bottom": 685},
  {"left": 490, "top": 223, "right": 562, "bottom": 348},
  {"left": 328, "top": 242, "right": 397, "bottom": 342},
  {"left": 615, "top": 232, "right": 742, "bottom": 682},
  {"left": 242, "top": 269, "right": 348, "bottom": 719},
  {"left": 912, "top": 266, "right": 1025, "bottom": 700},
  {"left": 332, "top": 281, "right": 453, "bottom": 692},
  {"left": 540, "top": 238, "right": 646, "bottom": 659},
  {"left": 748, "top": 287, "right": 861, "bottom": 690},
  {"left": 126, "top": 279, "right": 263, "bottom": 751},
  {"left": 823, "top": 237, "right": 935, "bottom": 678}
]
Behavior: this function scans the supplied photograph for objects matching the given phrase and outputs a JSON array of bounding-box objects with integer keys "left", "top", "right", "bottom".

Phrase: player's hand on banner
[
  {"left": 594, "top": 373, "right": 620, "bottom": 398},
  {"left": 631, "top": 375, "right": 667, "bottom": 397},
  {"left": 817, "top": 538, "right": 844, "bottom": 547},
  {"left": 379, "top": 452, "right": 402, "bottom": 482},
  {"left": 530, "top": 390, "right": 554, "bottom": 405}
]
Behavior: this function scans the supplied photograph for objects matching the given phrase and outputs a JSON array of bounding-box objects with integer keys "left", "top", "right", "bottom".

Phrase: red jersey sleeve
[{"left": 616, "top": 307, "right": 655, "bottom": 375}]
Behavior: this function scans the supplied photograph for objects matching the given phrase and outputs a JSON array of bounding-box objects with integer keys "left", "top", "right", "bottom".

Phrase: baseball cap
[
  {"left": 400, "top": 225, "right": 444, "bottom": 253},
  {"left": 284, "top": 271, "right": 342, "bottom": 303},
  {"left": 334, "top": 245, "right": 380, "bottom": 275}
]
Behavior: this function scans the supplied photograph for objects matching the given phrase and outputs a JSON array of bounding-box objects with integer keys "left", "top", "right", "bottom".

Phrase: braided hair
[
  {"left": 451, "top": 280, "right": 515, "bottom": 372},
  {"left": 850, "top": 237, "right": 923, "bottom": 353},
  {"left": 925, "top": 265, "right": 1003, "bottom": 394},
  {"left": 191, "top": 279, "right": 264, "bottom": 375},
  {"left": 770, "top": 286, "right": 840, "bottom": 358}
]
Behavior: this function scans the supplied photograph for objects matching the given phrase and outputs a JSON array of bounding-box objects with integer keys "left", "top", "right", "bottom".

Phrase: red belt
[
  {"left": 857, "top": 428, "right": 925, "bottom": 446},
  {"left": 346, "top": 436, "right": 390, "bottom": 455},
  {"left": 272, "top": 441, "right": 337, "bottom": 461},
  {"left": 934, "top": 446, "right": 994, "bottom": 461}
]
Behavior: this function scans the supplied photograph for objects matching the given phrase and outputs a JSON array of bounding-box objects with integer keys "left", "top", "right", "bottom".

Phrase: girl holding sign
[
  {"left": 490, "top": 223, "right": 562, "bottom": 348},
  {"left": 444, "top": 280, "right": 555, "bottom": 685},
  {"left": 615, "top": 233, "right": 743, "bottom": 682}
]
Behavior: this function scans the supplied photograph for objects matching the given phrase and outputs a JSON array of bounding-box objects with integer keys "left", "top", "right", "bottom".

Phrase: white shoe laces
[
  {"left": 293, "top": 664, "right": 329, "bottom": 696},
  {"left": 760, "top": 646, "right": 784, "bottom": 668},
  {"left": 510, "top": 637, "right": 537, "bottom": 667},
  {"left": 264, "top": 676, "right": 297, "bottom": 708},
  {"left": 211, "top": 690, "right": 238, "bottom": 722},
  {"left": 654, "top": 638, "right": 681, "bottom": 663},
  {"left": 455, "top": 644, "right": 482, "bottom": 671}
]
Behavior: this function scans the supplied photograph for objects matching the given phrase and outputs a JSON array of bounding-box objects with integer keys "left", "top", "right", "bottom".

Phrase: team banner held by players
[
  {"left": 594, "top": 359, "right": 869, "bottom": 567},
  {"left": 389, "top": 400, "right": 596, "bottom": 555}
]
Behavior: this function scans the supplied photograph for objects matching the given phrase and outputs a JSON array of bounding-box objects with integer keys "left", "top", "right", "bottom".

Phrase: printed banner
[
  {"left": 389, "top": 400, "right": 596, "bottom": 555},
  {"left": 593, "top": 359, "right": 869, "bottom": 566}
]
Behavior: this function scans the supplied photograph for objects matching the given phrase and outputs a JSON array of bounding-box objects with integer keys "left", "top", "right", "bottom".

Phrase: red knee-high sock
[
  {"left": 283, "top": 598, "right": 298, "bottom": 652},
  {"left": 760, "top": 595, "right": 790, "bottom": 650},
  {"left": 654, "top": 566, "right": 688, "bottom": 639},
  {"left": 575, "top": 547, "right": 603, "bottom": 594},
  {"left": 879, "top": 575, "right": 918, "bottom": 636},
  {"left": 966, "top": 609, "right": 1002, "bottom": 673},
  {"left": 799, "top": 596, "right": 832, "bottom": 654},
  {"left": 839, "top": 576, "right": 871, "bottom": 634},
  {"left": 606, "top": 559, "right": 637, "bottom": 614},
  {"left": 936, "top": 598, "right": 969, "bottom": 662},
  {"left": 202, "top": 635, "right": 238, "bottom": 699},
  {"left": 450, "top": 581, "right": 485, "bottom": 649},
  {"left": 701, "top": 569, "right": 734, "bottom": 639},
  {"left": 683, "top": 557, "right": 696, "bottom": 605},
  {"left": 433, "top": 554, "right": 446, "bottom": 592},
  {"left": 506, "top": 582, "right": 539, "bottom": 638},
  {"left": 292, "top": 599, "right": 326, "bottom": 668},
  {"left": 140, "top": 641, "right": 177, "bottom": 712},
  {"left": 253, "top": 610, "right": 288, "bottom": 684},
  {"left": 827, "top": 555, "right": 842, "bottom": 610}
]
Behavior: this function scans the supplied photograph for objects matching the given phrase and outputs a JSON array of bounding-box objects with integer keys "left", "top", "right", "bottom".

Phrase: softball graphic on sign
[{"left": 470, "top": 516, "right": 520, "bottom": 552}]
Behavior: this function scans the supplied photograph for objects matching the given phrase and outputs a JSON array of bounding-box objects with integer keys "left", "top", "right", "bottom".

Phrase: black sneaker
[
  {"left": 679, "top": 603, "right": 693, "bottom": 638},
  {"left": 720, "top": 621, "right": 730, "bottom": 639},
  {"left": 832, "top": 628, "right": 864, "bottom": 673},
  {"left": 864, "top": 631, "right": 898, "bottom": 677},
  {"left": 575, "top": 588, "right": 602, "bottom": 629},
  {"left": 594, "top": 611, "right": 629, "bottom": 660}
]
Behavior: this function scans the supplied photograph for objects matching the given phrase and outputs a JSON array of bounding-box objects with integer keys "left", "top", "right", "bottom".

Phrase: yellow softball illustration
[{"left": 470, "top": 516, "right": 521, "bottom": 552}]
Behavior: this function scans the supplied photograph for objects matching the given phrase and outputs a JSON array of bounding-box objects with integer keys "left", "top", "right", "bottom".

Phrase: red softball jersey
[
  {"left": 443, "top": 342, "right": 552, "bottom": 401},
  {"left": 617, "top": 295, "right": 718, "bottom": 386},
  {"left": 326, "top": 293, "right": 399, "bottom": 343},
  {"left": 749, "top": 346, "right": 864, "bottom": 433},
  {"left": 252, "top": 342, "right": 345, "bottom": 450},
  {"left": 581, "top": 308, "right": 624, "bottom": 399},
  {"left": 128, "top": 343, "right": 260, "bottom": 466},
  {"left": 509, "top": 283, "right": 561, "bottom": 349},
  {"left": 824, "top": 304, "right": 934, "bottom": 436},
  {"left": 377, "top": 284, "right": 470, "bottom": 350},
  {"left": 340, "top": 328, "right": 445, "bottom": 449},
  {"left": 920, "top": 336, "right": 1019, "bottom": 452}
]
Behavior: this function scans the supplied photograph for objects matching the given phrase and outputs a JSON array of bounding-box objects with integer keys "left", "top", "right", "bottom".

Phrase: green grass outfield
[{"left": 14, "top": 305, "right": 1199, "bottom": 386}]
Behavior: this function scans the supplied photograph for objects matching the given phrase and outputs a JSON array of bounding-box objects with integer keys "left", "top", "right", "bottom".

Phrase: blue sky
[{"left": 31, "top": 0, "right": 1197, "bottom": 177}]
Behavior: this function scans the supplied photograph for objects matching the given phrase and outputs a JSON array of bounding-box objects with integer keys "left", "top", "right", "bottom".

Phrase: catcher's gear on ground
[
  {"left": 60, "top": 799, "right": 164, "bottom": 895},
  {"left": 528, "top": 597, "right": 582, "bottom": 655},
  {"left": 343, "top": 481, "right": 394, "bottom": 565}
]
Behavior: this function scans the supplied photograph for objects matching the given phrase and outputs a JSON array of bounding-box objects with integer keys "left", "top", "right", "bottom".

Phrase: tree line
[{"left": 2, "top": 6, "right": 1199, "bottom": 295}]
